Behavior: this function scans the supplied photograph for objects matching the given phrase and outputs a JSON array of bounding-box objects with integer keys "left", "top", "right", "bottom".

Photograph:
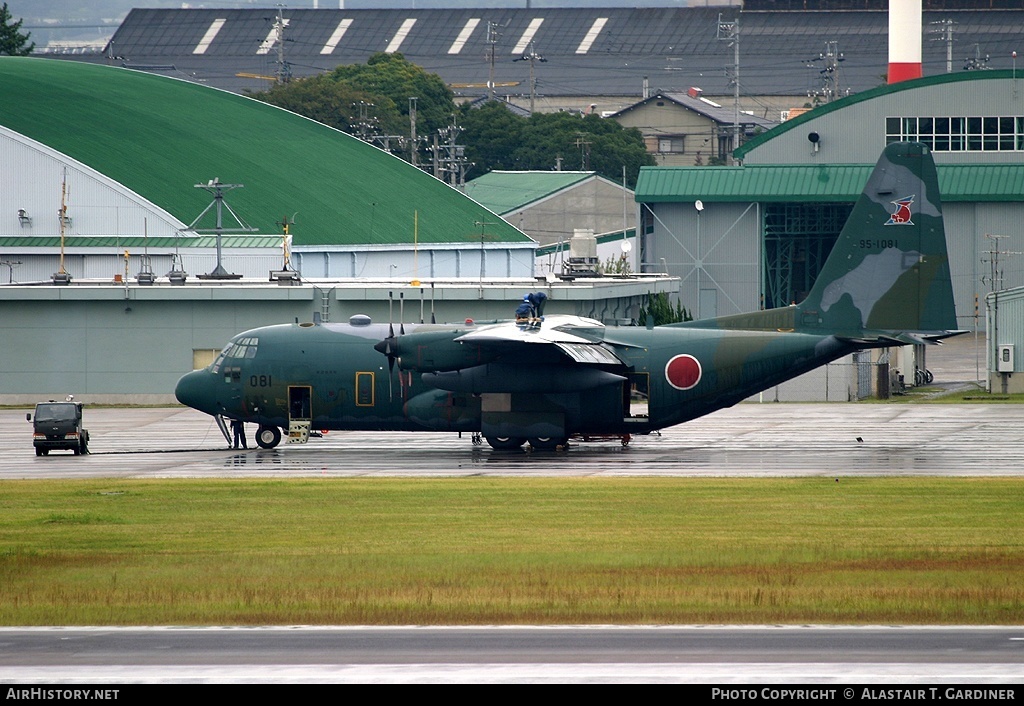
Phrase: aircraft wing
[
  {"left": 454, "top": 316, "right": 624, "bottom": 366},
  {"left": 454, "top": 315, "right": 605, "bottom": 345}
]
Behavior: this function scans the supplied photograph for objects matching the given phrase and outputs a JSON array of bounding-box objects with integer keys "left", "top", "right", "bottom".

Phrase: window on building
[
  {"left": 657, "top": 136, "right": 685, "bottom": 153},
  {"left": 886, "top": 115, "right": 1024, "bottom": 152}
]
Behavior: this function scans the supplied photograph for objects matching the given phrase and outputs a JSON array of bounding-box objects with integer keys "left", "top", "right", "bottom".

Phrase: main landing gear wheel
[
  {"left": 528, "top": 436, "right": 569, "bottom": 451},
  {"left": 255, "top": 425, "right": 282, "bottom": 449},
  {"left": 485, "top": 436, "right": 526, "bottom": 450}
]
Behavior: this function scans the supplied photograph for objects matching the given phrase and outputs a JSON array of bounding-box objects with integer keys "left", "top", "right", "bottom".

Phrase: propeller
[{"left": 374, "top": 290, "right": 401, "bottom": 401}]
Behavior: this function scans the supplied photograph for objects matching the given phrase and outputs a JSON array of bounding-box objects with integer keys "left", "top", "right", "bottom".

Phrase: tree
[
  {"left": 461, "top": 105, "right": 655, "bottom": 188},
  {"left": 328, "top": 53, "right": 456, "bottom": 136},
  {"left": 251, "top": 53, "right": 455, "bottom": 157},
  {"left": 252, "top": 75, "right": 403, "bottom": 137},
  {"left": 636, "top": 293, "right": 692, "bottom": 326},
  {"left": 0, "top": 3, "right": 33, "bottom": 56},
  {"left": 459, "top": 101, "right": 526, "bottom": 171}
]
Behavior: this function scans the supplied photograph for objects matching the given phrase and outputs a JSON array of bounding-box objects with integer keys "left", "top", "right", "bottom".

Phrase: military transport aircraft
[{"left": 175, "top": 142, "right": 962, "bottom": 450}]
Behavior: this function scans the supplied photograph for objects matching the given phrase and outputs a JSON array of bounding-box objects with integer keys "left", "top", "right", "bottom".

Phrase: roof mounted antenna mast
[
  {"left": 52, "top": 167, "right": 71, "bottom": 285},
  {"left": 188, "top": 178, "right": 256, "bottom": 280}
]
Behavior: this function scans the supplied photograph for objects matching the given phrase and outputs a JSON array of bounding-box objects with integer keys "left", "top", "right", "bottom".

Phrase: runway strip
[{"left": 1, "top": 626, "right": 1022, "bottom": 684}]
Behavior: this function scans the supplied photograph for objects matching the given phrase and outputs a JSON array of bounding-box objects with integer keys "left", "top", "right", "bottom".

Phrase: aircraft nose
[{"left": 175, "top": 369, "right": 214, "bottom": 414}]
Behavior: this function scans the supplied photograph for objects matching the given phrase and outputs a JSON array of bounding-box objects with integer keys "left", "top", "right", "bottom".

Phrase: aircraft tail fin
[{"left": 795, "top": 141, "right": 959, "bottom": 339}]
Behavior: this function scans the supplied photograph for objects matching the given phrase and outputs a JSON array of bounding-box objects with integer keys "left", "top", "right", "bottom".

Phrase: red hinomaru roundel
[{"left": 665, "top": 354, "right": 702, "bottom": 391}]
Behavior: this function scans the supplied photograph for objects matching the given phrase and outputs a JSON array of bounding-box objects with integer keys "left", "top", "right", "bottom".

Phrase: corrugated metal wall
[
  {"left": 986, "top": 287, "right": 1024, "bottom": 392},
  {"left": 0, "top": 127, "right": 184, "bottom": 240},
  {"left": 640, "top": 201, "right": 761, "bottom": 317}
]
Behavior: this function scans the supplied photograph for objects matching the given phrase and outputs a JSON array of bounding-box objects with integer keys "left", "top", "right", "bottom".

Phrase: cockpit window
[
  {"left": 210, "top": 344, "right": 232, "bottom": 374},
  {"left": 211, "top": 338, "right": 259, "bottom": 372}
]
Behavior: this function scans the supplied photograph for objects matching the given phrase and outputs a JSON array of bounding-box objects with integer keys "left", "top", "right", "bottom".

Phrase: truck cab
[{"left": 28, "top": 400, "right": 89, "bottom": 456}]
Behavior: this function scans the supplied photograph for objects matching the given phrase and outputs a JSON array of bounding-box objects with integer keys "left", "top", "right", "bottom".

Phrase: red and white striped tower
[{"left": 888, "top": 0, "right": 923, "bottom": 83}]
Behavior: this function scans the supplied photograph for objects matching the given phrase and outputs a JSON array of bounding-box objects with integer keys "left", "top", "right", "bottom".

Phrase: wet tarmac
[{"left": 4, "top": 400, "right": 1024, "bottom": 479}]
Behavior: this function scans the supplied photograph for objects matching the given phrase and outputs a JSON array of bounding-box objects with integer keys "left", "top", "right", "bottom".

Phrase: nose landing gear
[{"left": 255, "top": 425, "right": 282, "bottom": 449}]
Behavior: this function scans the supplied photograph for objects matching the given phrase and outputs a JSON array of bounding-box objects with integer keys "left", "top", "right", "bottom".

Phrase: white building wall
[
  {"left": 742, "top": 77, "right": 1024, "bottom": 167},
  {"left": 0, "top": 127, "right": 185, "bottom": 240},
  {"left": 294, "top": 243, "right": 536, "bottom": 280}
]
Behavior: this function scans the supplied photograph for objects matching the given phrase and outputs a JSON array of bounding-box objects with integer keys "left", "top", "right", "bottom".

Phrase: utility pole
[
  {"left": 353, "top": 101, "right": 378, "bottom": 142},
  {"left": 929, "top": 19, "right": 956, "bottom": 73},
  {"left": 409, "top": 96, "right": 418, "bottom": 167},
  {"left": 982, "top": 234, "right": 1020, "bottom": 393},
  {"left": 273, "top": 5, "right": 291, "bottom": 84},
  {"left": 808, "top": 41, "right": 846, "bottom": 104},
  {"left": 574, "top": 133, "right": 592, "bottom": 171},
  {"left": 514, "top": 41, "right": 546, "bottom": 113},
  {"left": 436, "top": 115, "right": 470, "bottom": 189},
  {"left": 717, "top": 14, "right": 740, "bottom": 164},
  {"left": 486, "top": 21, "right": 499, "bottom": 101},
  {"left": 352, "top": 101, "right": 405, "bottom": 156}
]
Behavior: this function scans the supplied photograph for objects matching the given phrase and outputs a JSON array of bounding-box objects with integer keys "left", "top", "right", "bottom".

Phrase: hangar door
[{"left": 762, "top": 202, "right": 852, "bottom": 310}]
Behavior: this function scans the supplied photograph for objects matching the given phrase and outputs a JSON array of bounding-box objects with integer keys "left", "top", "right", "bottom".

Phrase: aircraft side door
[
  {"left": 287, "top": 385, "right": 312, "bottom": 444},
  {"left": 625, "top": 372, "right": 650, "bottom": 421}
]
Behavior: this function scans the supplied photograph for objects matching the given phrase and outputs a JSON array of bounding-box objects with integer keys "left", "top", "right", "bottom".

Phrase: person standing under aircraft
[{"left": 231, "top": 418, "right": 247, "bottom": 449}]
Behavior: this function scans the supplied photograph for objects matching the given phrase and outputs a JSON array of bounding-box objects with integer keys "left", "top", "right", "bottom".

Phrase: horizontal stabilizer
[{"left": 837, "top": 329, "right": 969, "bottom": 347}]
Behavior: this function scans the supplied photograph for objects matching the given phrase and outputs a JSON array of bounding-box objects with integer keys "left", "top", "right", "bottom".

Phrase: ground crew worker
[{"left": 231, "top": 418, "right": 247, "bottom": 449}]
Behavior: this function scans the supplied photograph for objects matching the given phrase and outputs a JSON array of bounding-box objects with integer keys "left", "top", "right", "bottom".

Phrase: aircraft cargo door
[{"left": 288, "top": 386, "right": 312, "bottom": 444}]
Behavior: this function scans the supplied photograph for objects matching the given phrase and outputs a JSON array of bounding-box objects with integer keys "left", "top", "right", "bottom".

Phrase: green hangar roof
[
  {"left": 465, "top": 171, "right": 598, "bottom": 215},
  {"left": 0, "top": 58, "right": 530, "bottom": 247},
  {"left": 636, "top": 163, "right": 1024, "bottom": 203}
]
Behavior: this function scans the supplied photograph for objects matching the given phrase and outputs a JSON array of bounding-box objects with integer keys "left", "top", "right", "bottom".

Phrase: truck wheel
[
  {"left": 72, "top": 445, "right": 80, "bottom": 455},
  {"left": 35, "top": 447, "right": 42, "bottom": 457},
  {"left": 255, "top": 425, "right": 282, "bottom": 449}
]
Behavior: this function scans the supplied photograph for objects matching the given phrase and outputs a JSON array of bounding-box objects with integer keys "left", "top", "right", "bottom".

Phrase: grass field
[{"left": 1, "top": 477, "right": 1021, "bottom": 625}]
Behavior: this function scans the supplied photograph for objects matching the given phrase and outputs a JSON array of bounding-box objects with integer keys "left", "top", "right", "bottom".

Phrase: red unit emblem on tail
[{"left": 885, "top": 195, "right": 914, "bottom": 226}]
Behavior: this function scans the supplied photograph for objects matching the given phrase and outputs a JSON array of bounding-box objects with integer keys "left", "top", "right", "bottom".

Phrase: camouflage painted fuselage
[
  {"left": 174, "top": 317, "right": 856, "bottom": 437},
  {"left": 175, "top": 142, "right": 962, "bottom": 446}
]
